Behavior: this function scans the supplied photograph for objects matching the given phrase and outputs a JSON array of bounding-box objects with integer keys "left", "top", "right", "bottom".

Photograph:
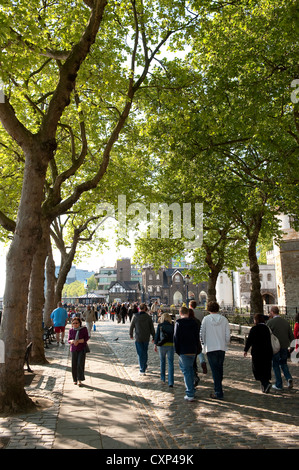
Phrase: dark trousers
[
  {"left": 207, "top": 350, "right": 225, "bottom": 398},
  {"left": 71, "top": 350, "right": 86, "bottom": 382}
]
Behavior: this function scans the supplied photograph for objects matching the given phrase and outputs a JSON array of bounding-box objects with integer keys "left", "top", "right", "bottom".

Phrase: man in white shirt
[{"left": 200, "top": 301, "right": 230, "bottom": 400}]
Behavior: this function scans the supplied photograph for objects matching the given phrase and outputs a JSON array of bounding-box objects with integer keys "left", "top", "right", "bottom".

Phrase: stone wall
[{"left": 275, "top": 239, "right": 299, "bottom": 306}]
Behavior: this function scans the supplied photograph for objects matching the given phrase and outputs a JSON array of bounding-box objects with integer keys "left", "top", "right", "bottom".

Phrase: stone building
[
  {"left": 108, "top": 280, "right": 141, "bottom": 304},
  {"left": 273, "top": 214, "right": 299, "bottom": 311},
  {"left": 94, "top": 258, "right": 142, "bottom": 303},
  {"left": 142, "top": 264, "right": 207, "bottom": 306},
  {"left": 236, "top": 257, "right": 277, "bottom": 308}
]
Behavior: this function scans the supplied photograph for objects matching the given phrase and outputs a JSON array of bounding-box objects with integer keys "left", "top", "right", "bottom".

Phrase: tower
[{"left": 273, "top": 214, "right": 299, "bottom": 309}]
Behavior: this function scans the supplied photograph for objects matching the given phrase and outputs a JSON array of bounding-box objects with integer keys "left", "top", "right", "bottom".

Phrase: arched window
[{"left": 173, "top": 291, "right": 183, "bottom": 305}]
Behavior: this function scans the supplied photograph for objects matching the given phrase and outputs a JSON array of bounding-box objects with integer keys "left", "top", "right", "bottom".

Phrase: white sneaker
[
  {"left": 272, "top": 385, "right": 283, "bottom": 391},
  {"left": 184, "top": 395, "right": 195, "bottom": 402}
]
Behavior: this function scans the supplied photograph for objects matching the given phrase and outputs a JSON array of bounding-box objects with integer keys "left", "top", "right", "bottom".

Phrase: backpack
[{"left": 157, "top": 324, "right": 171, "bottom": 346}]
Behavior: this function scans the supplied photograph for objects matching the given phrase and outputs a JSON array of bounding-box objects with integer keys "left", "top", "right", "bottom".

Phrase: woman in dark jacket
[
  {"left": 244, "top": 313, "right": 273, "bottom": 393},
  {"left": 154, "top": 313, "right": 175, "bottom": 387}
]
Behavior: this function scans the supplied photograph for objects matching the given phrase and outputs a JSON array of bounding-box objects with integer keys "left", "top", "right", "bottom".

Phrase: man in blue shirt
[{"left": 51, "top": 302, "right": 68, "bottom": 345}]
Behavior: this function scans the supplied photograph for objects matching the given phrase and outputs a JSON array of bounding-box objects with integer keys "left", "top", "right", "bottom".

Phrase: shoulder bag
[{"left": 268, "top": 327, "right": 280, "bottom": 355}]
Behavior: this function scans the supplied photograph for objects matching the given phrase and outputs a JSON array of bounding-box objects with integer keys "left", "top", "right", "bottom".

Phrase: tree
[
  {"left": 0, "top": 0, "right": 200, "bottom": 412},
  {"left": 87, "top": 275, "right": 98, "bottom": 291},
  {"left": 0, "top": 0, "right": 108, "bottom": 412},
  {"left": 62, "top": 281, "right": 85, "bottom": 299},
  {"left": 133, "top": 0, "right": 299, "bottom": 311}
]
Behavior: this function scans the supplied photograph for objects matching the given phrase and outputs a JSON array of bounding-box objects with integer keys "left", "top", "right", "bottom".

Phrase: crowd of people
[{"left": 49, "top": 299, "right": 298, "bottom": 401}]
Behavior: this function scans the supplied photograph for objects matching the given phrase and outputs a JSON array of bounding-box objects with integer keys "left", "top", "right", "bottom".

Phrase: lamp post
[{"left": 185, "top": 274, "right": 190, "bottom": 306}]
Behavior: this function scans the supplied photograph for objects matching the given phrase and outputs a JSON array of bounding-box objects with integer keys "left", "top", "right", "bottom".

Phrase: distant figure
[
  {"left": 82, "top": 304, "right": 96, "bottom": 336},
  {"left": 129, "top": 303, "right": 155, "bottom": 375},
  {"left": 189, "top": 300, "right": 208, "bottom": 382},
  {"left": 151, "top": 300, "right": 159, "bottom": 323},
  {"left": 50, "top": 301, "right": 68, "bottom": 345},
  {"left": 267, "top": 306, "right": 294, "bottom": 391}
]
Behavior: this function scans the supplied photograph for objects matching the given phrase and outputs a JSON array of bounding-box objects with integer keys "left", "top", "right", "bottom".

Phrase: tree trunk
[
  {"left": 0, "top": 150, "right": 48, "bottom": 413},
  {"left": 54, "top": 237, "right": 81, "bottom": 306},
  {"left": 55, "top": 256, "right": 74, "bottom": 307},
  {"left": 27, "top": 220, "right": 51, "bottom": 364},
  {"left": 248, "top": 217, "right": 264, "bottom": 315},
  {"left": 204, "top": 244, "right": 224, "bottom": 303},
  {"left": 207, "top": 270, "right": 219, "bottom": 302},
  {"left": 44, "top": 245, "right": 57, "bottom": 328}
]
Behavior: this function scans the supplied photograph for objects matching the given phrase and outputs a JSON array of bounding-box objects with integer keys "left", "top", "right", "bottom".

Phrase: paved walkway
[{"left": 0, "top": 320, "right": 298, "bottom": 450}]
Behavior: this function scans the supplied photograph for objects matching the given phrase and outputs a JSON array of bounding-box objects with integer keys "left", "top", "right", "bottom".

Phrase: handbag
[
  {"left": 268, "top": 327, "right": 280, "bottom": 355},
  {"left": 85, "top": 343, "right": 90, "bottom": 353}
]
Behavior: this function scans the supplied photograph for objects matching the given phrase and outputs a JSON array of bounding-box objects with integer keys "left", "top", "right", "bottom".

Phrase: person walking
[
  {"left": 82, "top": 304, "right": 96, "bottom": 336},
  {"left": 50, "top": 301, "right": 68, "bottom": 345},
  {"left": 154, "top": 313, "right": 174, "bottom": 387},
  {"left": 200, "top": 301, "right": 230, "bottom": 400},
  {"left": 189, "top": 300, "right": 208, "bottom": 384},
  {"left": 174, "top": 306, "right": 200, "bottom": 402},
  {"left": 267, "top": 306, "right": 294, "bottom": 390},
  {"left": 68, "top": 317, "right": 89, "bottom": 386},
  {"left": 151, "top": 300, "right": 159, "bottom": 323},
  {"left": 110, "top": 304, "right": 116, "bottom": 322},
  {"left": 294, "top": 312, "right": 299, "bottom": 351},
  {"left": 129, "top": 303, "right": 155, "bottom": 375},
  {"left": 120, "top": 303, "right": 128, "bottom": 324},
  {"left": 244, "top": 313, "right": 273, "bottom": 393}
]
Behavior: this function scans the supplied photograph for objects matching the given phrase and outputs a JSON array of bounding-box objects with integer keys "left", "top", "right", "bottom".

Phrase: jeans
[
  {"left": 158, "top": 345, "right": 174, "bottom": 386},
  {"left": 135, "top": 341, "right": 149, "bottom": 373},
  {"left": 179, "top": 354, "right": 196, "bottom": 397},
  {"left": 207, "top": 350, "right": 225, "bottom": 398},
  {"left": 272, "top": 348, "right": 292, "bottom": 388}
]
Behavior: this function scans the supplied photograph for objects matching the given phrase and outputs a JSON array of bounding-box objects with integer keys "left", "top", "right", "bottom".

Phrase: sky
[{"left": 0, "top": 235, "right": 134, "bottom": 298}]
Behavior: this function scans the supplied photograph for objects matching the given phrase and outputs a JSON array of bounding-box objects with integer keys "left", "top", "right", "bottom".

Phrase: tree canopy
[{"left": 0, "top": 0, "right": 298, "bottom": 413}]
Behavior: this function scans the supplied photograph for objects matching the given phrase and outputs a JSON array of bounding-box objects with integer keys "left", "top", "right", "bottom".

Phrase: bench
[
  {"left": 229, "top": 323, "right": 243, "bottom": 342},
  {"left": 240, "top": 325, "right": 251, "bottom": 343},
  {"left": 43, "top": 326, "right": 55, "bottom": 348},
  {"left": 229, "top": 323, "right": 251, "bottom": 344},
  {"left": 24, "top": 342, "right": 33, "bottom": 373}
]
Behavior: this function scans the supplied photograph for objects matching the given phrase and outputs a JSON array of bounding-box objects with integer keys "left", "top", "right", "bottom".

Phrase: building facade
[
  {"left": 94, "top": 258, "right": 142, "bottom": 303},
  {"left": 142, "top": 264, "right": 208, "bottom": 306},
  {"left": 108, "top": 280, "right": 141, "bottom": 304}
]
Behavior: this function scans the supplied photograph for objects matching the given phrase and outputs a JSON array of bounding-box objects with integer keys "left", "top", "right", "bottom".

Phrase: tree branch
[{"left": 0, "top": 210, "right": 16, "bottom": 232}]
